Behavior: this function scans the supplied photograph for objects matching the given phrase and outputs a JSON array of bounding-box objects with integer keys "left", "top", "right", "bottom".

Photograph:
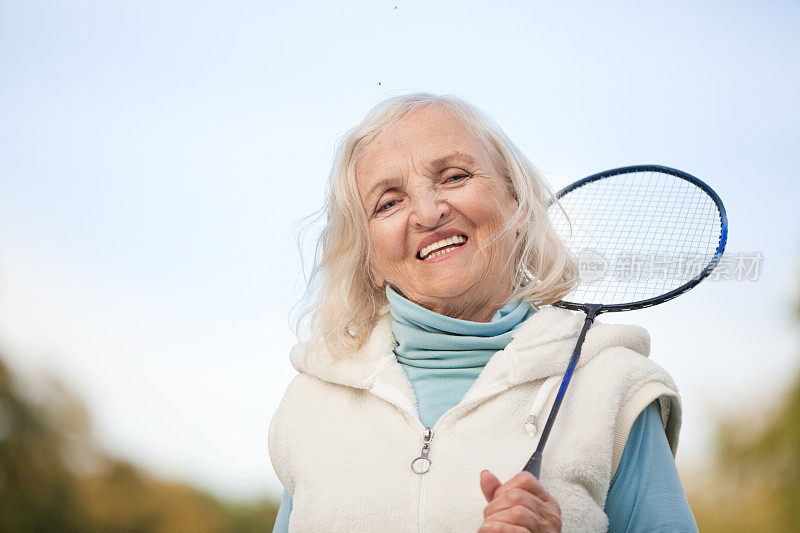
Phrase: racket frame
[
  {"left": 551, "top": 164, "right": 728, "bottom": 312},
  {"left": 523, "top": 165, "right": 728, "bottom": 478}
]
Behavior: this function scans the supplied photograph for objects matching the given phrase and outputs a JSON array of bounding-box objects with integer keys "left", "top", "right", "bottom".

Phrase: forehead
[{"left": 355, "top": 106, "right": 491, "bottom": 180}]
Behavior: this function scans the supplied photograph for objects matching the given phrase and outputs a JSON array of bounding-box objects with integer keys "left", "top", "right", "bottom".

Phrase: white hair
[{"left": 296, "top": 93, "right": 578, "bottom": 356}]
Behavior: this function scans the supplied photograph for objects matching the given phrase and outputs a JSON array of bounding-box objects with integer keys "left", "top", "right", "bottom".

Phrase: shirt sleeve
[
  {"left": 272, "top": 489, "right": 292, "bottom": 533},
  {"left": 605, "top": 401, "right": 698, "bottom": 533}
]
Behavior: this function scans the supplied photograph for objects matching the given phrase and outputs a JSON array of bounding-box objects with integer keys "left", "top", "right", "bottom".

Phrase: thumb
[{"left": 480, "top": 470, "right": 502, "bottom": 502}]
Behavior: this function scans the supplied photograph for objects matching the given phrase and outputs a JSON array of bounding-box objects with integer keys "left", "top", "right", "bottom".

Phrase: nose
[{"left": 408, "top": 188, "right": 451, "bottom": 229}]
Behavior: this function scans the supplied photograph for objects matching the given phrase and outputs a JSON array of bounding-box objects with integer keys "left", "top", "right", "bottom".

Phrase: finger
[
  {"left": 484, "top": 499, "right": 563, "bottom": 533},
  {"left": 494, "top": 471, "right": 554, "bottom": 502},
  {"left": 480, "top": 470, "right": 502, "bottom": 503},
  {"left": 483, "top": 487, "right": 541, "bottom": 519},
  {"left": 481, "top": 506, "right": 537, "bottom": 530},
  {"left": 478, "top": 521, "right": 530, "bottom": 533}
]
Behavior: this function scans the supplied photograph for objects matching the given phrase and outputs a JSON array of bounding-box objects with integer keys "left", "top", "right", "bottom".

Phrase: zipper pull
[{"left": 411, "top": 427, "right": 433, "bottom": 474}]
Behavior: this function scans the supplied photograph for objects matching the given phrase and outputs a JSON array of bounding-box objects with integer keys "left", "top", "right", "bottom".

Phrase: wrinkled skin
[
  {"left": 355, "top": 105, "right": 519, "bottom": 322},
  {"left": 479, "top": 470, "right": 563, "bottom": 532},
  {"left": 355, "top": 104, "right": 562, "bottom": 531}
]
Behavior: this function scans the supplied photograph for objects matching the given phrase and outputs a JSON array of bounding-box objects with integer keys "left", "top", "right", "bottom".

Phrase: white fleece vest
[{"left": 268, "top": 306, "right": 681, "bottom": 532}]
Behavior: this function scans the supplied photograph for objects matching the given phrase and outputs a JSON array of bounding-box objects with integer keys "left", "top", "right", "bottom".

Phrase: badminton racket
[{"left": 523, "top": 164, "right": 728, "bottom": 477}]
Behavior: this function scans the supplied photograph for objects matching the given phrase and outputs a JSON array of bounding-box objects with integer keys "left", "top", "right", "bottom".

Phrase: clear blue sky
[{"left": 1, "top": 0, "right": 798, "bottom": 499}]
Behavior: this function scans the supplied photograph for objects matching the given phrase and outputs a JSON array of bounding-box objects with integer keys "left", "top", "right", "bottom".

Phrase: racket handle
[{"left": 523, "top": 451, "right": 542, "bottom": 478}]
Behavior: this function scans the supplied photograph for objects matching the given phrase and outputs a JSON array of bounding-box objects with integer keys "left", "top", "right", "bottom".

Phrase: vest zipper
[
  {"left": 412, "top": 427, "right": 434, "bottom": 532},
  {"left": 419, "top": 459, "right": 429, "bottom": 533},
  {"left": 369, "top": 382, "right": 510, "bottom": 469},
  {"left": 411, "top": 427, "right": 433, "bottom": 474},
  {"left": 368, "top": 381, "right": 514, "bottom": 533}
]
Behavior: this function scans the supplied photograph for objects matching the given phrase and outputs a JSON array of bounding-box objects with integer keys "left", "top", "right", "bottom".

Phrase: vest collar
[{"left": 290, "top": 305, "right": 650, "bottom": 397}]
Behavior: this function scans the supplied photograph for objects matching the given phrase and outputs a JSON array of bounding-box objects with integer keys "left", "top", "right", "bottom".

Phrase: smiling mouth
[{"left": 417, "top": 235, "right": 468, "bottom": 261}]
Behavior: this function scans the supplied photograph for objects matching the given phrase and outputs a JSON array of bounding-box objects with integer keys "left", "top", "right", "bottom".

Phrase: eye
[
  {"left": 376, "top": 199, "right": 399, "bottom": 214},
  {"left": 444, "top": 173, "right": 470, "bottom": 183}
]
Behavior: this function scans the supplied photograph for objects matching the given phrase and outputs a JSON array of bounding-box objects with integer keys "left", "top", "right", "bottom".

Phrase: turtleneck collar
[{"left": 386, "top": 285, "right": 536, "bottom": 369}]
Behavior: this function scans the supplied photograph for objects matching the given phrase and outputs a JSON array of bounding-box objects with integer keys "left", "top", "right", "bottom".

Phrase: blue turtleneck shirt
[{"left": 387, "top": 285, "right": 536, "bottom": 427}]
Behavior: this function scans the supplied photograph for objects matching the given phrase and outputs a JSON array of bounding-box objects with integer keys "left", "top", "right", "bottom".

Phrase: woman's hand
[{"left": 478, "top": 470, "right": 562, "bottom": 532}]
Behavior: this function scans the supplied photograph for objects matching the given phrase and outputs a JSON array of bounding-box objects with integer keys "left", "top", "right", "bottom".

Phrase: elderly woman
[{"left": 268, "top": 94, "right": 697, "bottom": 532}]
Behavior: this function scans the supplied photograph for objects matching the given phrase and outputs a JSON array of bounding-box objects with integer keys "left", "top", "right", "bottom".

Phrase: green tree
[{"left": 0, "top": 354, "right": 279, "bottom": 532}]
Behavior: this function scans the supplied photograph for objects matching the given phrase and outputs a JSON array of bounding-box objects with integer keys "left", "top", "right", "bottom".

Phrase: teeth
[{"left": 420, "top": 235, "right": 467, "bottom": 260}]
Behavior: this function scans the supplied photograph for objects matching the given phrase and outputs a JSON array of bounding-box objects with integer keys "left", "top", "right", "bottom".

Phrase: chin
[
  {"left": 418, "top": 279, "right": 479, "bottom": 301},
  {"left": 425, "top": 268, "right": 482, "bottom": 291}
]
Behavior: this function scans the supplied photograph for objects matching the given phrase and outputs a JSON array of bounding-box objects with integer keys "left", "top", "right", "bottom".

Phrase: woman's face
[{"left": 355, "top": 106, "right": 519, "bottom": 321}]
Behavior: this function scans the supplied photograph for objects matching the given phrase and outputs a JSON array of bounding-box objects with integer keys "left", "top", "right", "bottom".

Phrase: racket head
[
  {"left": 524, "top": 165, "right": 728, "bottom": 477},
  {"left": 548, "top": 165, "right": 728, "bottom": 313}
]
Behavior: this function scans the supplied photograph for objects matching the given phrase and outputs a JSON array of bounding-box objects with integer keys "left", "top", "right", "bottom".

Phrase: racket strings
[{"left": 549, "top": 170, "right": 724, "bottom": 306}]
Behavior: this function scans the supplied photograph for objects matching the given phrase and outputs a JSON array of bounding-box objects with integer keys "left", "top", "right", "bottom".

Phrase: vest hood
[{"left": 290, "top": 305, "right": 650, "bottom": 392}]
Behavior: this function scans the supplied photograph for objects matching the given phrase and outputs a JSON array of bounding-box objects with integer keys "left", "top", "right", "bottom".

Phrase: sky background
[{"left": 1, "top": 1, "right": 798, "bottom": 500}]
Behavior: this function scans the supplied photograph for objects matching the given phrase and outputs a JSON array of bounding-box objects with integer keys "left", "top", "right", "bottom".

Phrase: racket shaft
[{"left": 523, "top": 305, "right": 599, "bottom": 477}]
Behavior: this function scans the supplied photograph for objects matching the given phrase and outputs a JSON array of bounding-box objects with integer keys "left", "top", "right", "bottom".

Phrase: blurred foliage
[
  {"left": 688, "top": 371, "right": 800, "bottom": 532},
  {"left": 0, "top": 355, "right": 278, "bottom": 532},
  {"left": 687, "top": 284, "right": 800, "bottom": 532}
]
